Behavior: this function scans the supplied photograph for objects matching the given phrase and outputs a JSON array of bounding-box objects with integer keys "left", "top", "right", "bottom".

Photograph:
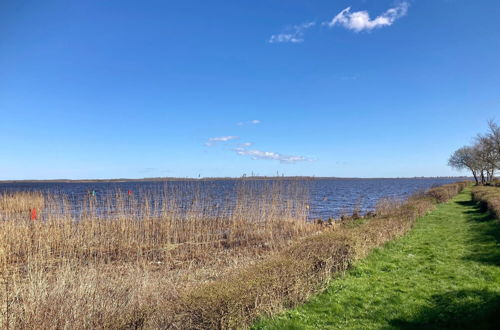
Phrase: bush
[
  {"left": 472, "top": 186, "right": 500, "bottom": 219},
  {"left": 425, "top": 181, "right": 470, "bottom": 203},
  {"left": 490, "top": 179, "right": 500, "bottom": 187}
]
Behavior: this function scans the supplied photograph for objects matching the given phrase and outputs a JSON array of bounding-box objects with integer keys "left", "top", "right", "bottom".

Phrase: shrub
[
  {"left": 425, "top": 181, "right": 470, "bottom": 203},
  {"left": 472, "top": 186, "right": 500, "bottom": 219}
]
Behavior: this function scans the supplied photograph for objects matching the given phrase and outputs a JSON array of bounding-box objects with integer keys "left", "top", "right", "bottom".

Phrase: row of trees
[{"left": 448, "top": 120, "right": 500, "bottom": 184}]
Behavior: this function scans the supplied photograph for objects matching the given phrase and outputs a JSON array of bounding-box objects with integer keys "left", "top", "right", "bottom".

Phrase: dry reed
[
  {"left": 0, "top": 192, "right": 44, "bottom": 216},
  {"left": 0, "top": 181, "right": 320, "bottom": 329}
]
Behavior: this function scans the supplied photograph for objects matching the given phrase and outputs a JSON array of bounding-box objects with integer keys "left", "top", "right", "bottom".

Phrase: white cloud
[
  {"left": 269, "top": 22, "right": 316, "bottom": 44},
  {"left": 234, "top": 147, "right": 309, "bottom": 164},
  {"left": 239, "top": 142, "right": 253, "bottom": 147},
  {"left": 205, "top": 136, "right": 239, "bottom": 146},
  {"left": 237, "top": 120, "right": 261, "bottom": 126},
  {"left": 324, "top": 2, "right": 409, "bottom": 32},
  {"left": 269, "top": 33, "right": 303, "bottom": 44},
  {"left": 209, "top": 136, "right": 239, "bottom": 142}
]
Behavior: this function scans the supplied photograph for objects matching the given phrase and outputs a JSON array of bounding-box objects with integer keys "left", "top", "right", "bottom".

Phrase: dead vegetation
[{"left": 0, "top": 192, "right": 44, "bottom": 215}]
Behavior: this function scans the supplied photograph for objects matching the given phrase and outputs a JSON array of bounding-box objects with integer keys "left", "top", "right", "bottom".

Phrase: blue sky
[{"left": 1, "top": 0, "right": 499, "bottom": 179}]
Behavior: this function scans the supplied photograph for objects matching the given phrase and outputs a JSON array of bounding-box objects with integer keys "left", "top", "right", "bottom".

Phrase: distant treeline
[{"left": 449, "top": 120, "right": 500, "bottom": 184}]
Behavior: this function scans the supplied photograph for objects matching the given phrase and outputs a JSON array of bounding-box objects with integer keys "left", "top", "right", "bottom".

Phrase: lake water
[{"left": 0, "top": 178, "right": 467, "bottom": 219}]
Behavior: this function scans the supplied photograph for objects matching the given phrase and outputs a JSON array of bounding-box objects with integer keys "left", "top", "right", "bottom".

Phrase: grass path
[{"left": 254, "top": 189, "right": 500, "bottom": 329}]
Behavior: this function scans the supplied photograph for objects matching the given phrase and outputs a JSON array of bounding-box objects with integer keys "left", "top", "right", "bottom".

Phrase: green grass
[{"left": 254, "top": 189, "right": 500, "bottom": 329}]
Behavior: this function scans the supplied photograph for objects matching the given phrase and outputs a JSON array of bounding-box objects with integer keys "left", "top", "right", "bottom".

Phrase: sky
[{"left": 1, "top": 0, "right": 499, "bottom": 180}]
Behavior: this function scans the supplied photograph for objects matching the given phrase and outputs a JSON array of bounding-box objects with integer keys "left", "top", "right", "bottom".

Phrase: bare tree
[
  {"left": 448, "top": 146, "right": 481, "bottom": 184},
  {"left": 487, "top": 119, "right": 500, "bottom": 155},
  {"left": 474, "top": 136, "right": 499, "bottom": 182},
  {"left": 448, "top": 120, "right": 500, "bottom": 185}
]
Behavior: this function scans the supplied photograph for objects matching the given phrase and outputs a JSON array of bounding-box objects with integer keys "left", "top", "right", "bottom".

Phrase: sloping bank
[
  {"left": 178, "top": 182, "right": 469, "bottom": 329},
  {"left": 254, "top": 186, "right": 500, "bottom": 329}
]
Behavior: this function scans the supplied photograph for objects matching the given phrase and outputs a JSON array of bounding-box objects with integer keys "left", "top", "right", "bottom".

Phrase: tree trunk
[{"left": 472, "top": 170, "right": 479, "bottom": 185}]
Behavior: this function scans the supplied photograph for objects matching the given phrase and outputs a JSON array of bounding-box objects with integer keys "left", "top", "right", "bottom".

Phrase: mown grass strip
[{"left": 254, "top": 189, "right": 500, "bottom": 329}]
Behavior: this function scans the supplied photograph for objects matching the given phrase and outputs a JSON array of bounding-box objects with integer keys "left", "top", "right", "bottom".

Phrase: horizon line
[{"left": 0, "top": 175, "right": 472, "bottom": 183}]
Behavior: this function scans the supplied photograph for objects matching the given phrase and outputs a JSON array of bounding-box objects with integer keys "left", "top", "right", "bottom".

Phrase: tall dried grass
[
  {"left": 0, "top": 192, "right": 44, "bottom": 215},
  {"left": 0, "top": 181, "right": 321, "bottom": 329}
]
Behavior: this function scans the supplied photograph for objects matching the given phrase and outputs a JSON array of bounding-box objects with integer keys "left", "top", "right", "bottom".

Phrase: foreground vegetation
[
  {"left": 0, "top": 182, "right": 319, "bottom": 329},
  {"left": 255, "top": 187, "right": 500, "bottom": 329},
  {"left": 0, "top": 182, "right": 468, "bottom": 329}
]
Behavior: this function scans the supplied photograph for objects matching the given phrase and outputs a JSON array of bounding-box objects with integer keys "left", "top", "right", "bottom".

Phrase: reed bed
[
  {"left": 0, "top": 192, "right": 44, "bottom": 215},
  {"left": 0, "top": 181, "right": 322, "bottom": 329},
  {"left": 0, "top": 181, "right": 469, "bottom": 329},
  {"left": 1, "top": 183, "right": 316, "bottom": 268}
]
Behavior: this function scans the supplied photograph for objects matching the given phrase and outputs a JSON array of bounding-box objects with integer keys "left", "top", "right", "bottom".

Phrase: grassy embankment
[{"left": 255, "top": 186, "right": 500, "bottom": 329}]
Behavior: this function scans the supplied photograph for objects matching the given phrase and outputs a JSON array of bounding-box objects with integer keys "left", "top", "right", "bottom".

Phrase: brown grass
[{"left": 0, "top": 181, "right": 469, "bottom": 329}]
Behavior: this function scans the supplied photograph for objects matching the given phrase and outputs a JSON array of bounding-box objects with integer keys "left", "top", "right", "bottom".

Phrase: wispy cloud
[
  {"left": 324, "top": 2, "right": 409, "bottom": 32},
  {"left": 237, "top": 119, "right": 261, "bottom": 126},
  {"left": 205, "top": 136, "right": 239, "bottom": 146},
  {"left": 269, "top": 22, "right": 316, "bottom": 43},
  {"left": 234, "top": 146, "right": 309, "bottom": 164}
]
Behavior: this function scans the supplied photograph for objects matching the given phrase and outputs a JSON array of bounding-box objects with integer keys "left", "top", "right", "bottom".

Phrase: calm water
[{"left": 0, "top": 178, "right": 467, "bottom": 219}]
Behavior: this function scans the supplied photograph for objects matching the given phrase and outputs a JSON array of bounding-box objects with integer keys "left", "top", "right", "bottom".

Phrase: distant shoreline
[{"left": 0, "top": 176, "right": 471, "bottom": 184}]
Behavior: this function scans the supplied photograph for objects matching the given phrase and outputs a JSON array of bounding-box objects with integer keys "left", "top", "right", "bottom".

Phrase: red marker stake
[{"left": 30, "top": 208, "right": 37, "bottom": 221}]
